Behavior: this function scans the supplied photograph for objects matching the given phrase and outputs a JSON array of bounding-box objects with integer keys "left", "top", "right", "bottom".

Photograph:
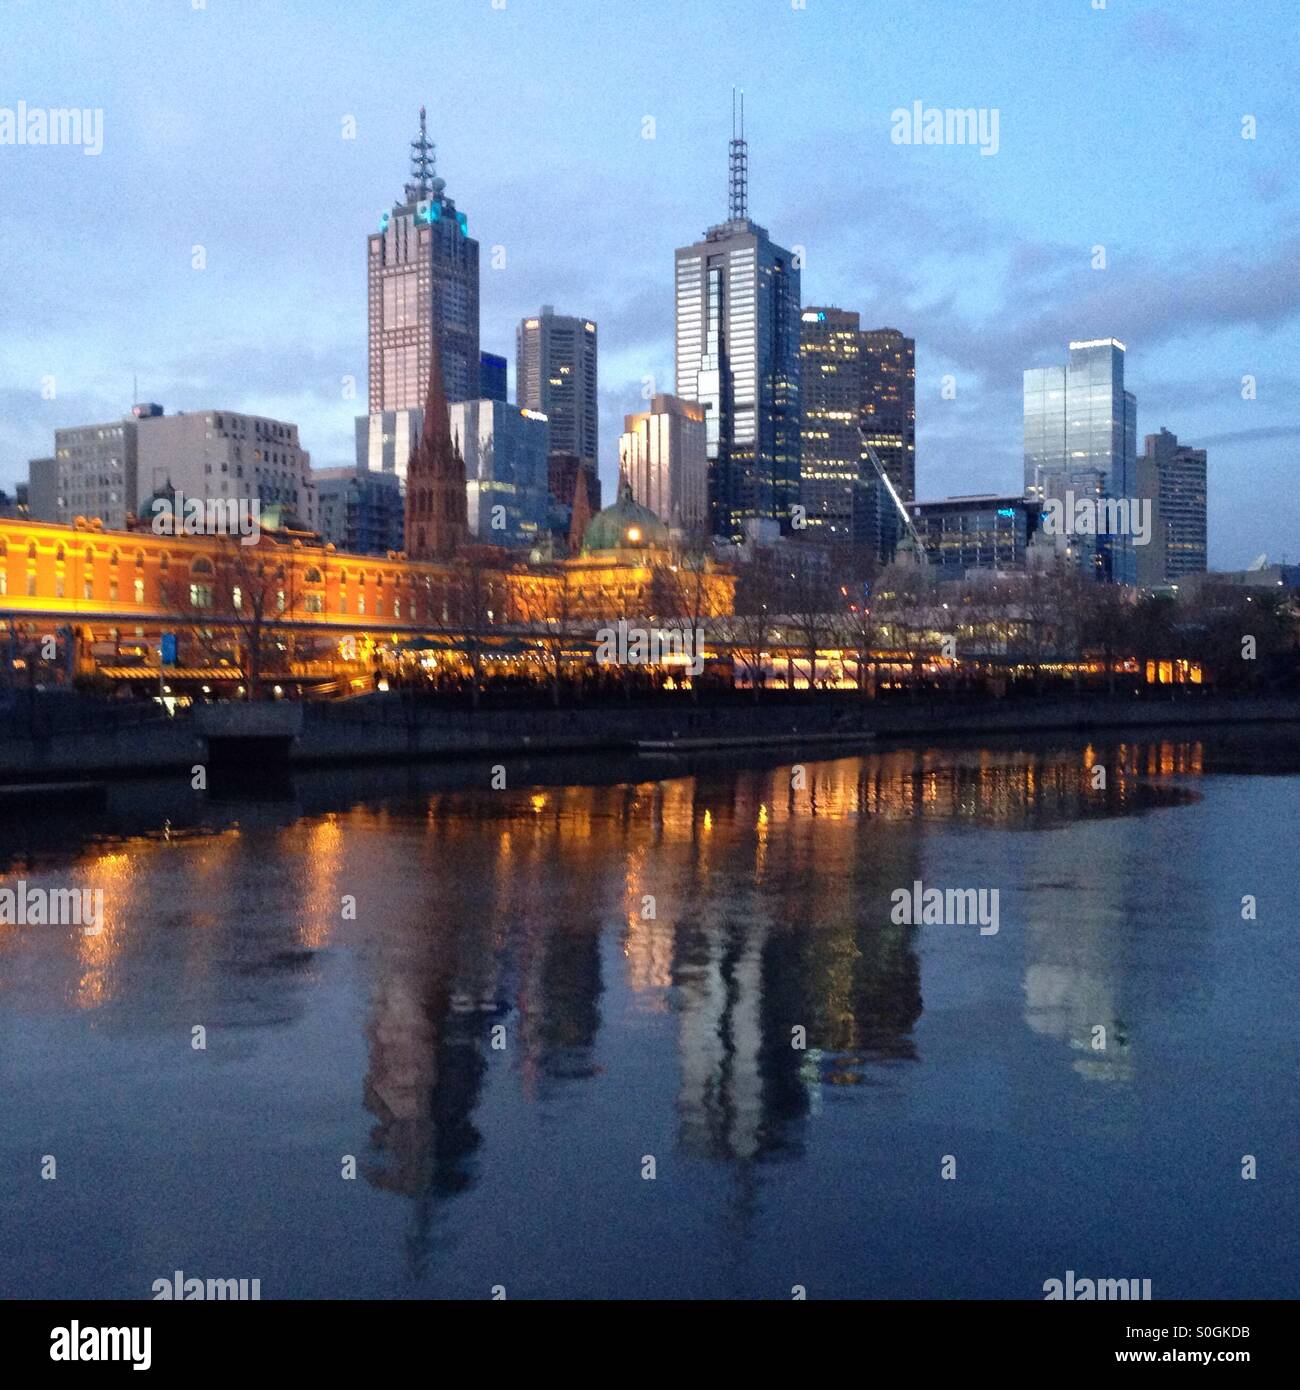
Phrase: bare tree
[
  {"left": 518, "top": 573, "right": 577, "bottom": 707},
  {"left": 722, "top": 548, "right": 780, "bottom": 701},
  {"left": 776, "top": 540, "right": 840, "bottom": 689},
  {"left": 158, "top": 536, "right": 301, "bottom": 700}
]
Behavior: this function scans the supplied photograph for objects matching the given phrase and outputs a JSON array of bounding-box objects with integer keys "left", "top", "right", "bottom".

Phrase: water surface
[{"left": 1, "top": 730, "right": 1296, "bottom": 1299}]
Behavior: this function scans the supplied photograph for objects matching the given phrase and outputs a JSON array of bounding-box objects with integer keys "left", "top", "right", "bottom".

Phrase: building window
[
  {"left": 305, "top": 592, "right": 323, "bottom": 614},
  {"left": 190, "top": 583, "right": 213, "bottom": 609},
  {"left": 232, "top": 586, "right": 243, "bottom": 610},
  {"left": 134, "top": 577, "right": 144, "bottom": 603},
  {"left": 276, "top": 590, "right": 286, "bottom": 614}
]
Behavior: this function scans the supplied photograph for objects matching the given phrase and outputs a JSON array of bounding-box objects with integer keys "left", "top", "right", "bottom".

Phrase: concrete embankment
[{"left": 0, "top": 692, "right": 1297, "bottom": 784}]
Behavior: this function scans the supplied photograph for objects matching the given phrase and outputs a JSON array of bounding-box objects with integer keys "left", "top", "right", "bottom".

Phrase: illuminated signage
[
  {"left": 520, "top": 409, "right": 548, "bottom": 422},
  {"left": 997, "top": 507, "right": 1016, "bottom": 518}
]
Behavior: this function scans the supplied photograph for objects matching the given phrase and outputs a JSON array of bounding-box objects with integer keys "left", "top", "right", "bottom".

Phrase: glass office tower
[
  {"left": 675, "top": 111, "right": 801, "bottom": 540},
  {"left": 1024, "top": 338, "right": 1137, "bottom": 582}
]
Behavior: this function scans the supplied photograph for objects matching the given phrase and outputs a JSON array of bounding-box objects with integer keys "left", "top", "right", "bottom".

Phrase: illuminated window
[
  {"left": 134, "top": 577, "right": 144, "bottom": 603},
  {"left": 190, "top": 583, "right": 213, "bottom": 609}
]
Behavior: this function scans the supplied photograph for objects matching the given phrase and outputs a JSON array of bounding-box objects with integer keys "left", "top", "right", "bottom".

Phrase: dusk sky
[{"left": 2, "top": 0, "right": 1297, "bottom": 567}]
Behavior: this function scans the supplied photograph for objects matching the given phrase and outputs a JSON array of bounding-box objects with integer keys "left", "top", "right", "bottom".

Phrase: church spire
[
  {"left": 568, "top": 464, "right": 593, "bottom": 556},
  {"left": 404, "top": 327, "right": 467, "bottom": 562}
]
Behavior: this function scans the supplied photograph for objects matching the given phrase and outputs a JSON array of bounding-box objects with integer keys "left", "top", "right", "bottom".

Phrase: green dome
[{"left": 581, "top": 478, "right": 669, "bottom": 554}]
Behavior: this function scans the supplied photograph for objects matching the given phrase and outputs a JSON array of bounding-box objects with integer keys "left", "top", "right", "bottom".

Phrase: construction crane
[{"left": 857, "top": 428, "right": 929, "bottom": 566}]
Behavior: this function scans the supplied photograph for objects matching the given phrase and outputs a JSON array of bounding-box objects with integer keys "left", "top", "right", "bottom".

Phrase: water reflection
[{"left": 2, "top": 732, "right": 1254, "bottom": 1293}]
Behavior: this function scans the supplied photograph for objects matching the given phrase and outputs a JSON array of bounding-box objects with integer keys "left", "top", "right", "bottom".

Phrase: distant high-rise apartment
[
  {"left": 618, "top": 394, "right": 708, "bottom": 530},
  {"left": 135, "top": 408, "right": 317, "bottom": 531},
  {"left": 1024, "top": 338, "right": 1137, "bottom": 581},
  {"left": 675, "top": 97, "right": 801, "bottom": 540},
  {"left": 1137, "top": 427, "right": 1207, "bottom": 584},
  {"left": 36, "top": 408, "right": 146, "bottom": 529},
  {"left": 516, "top": 306, "right": 598, "bottom": 473}
]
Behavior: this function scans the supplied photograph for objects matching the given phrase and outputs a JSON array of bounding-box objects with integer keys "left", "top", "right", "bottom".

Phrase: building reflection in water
[
  {"left": 0, "top": 736, "right": 1209, "bottom": 1261},
  {"left": 350, "top": 739, "right": 1204, "bottom": 1247}
]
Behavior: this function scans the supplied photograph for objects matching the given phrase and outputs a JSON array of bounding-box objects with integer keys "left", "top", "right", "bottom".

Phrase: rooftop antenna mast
[
  {"left": 729, "top": 88, "right": 748, "bottom": 222},
  {"left": 405, "top": 105, "right": 443, "bottom": 204}
]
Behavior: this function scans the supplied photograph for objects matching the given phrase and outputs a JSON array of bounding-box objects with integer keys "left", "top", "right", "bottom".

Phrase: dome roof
[{"left": 581, "top": 478, "right": 669, "bottom": 554}]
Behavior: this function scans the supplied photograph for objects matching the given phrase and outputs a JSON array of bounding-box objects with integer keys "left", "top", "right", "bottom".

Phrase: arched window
[
  {"left": 191, "top": 556, "right": 214, "bottom": 577},
  {"left": 304, "top": 565, "right": 323, "bottom": 584}
]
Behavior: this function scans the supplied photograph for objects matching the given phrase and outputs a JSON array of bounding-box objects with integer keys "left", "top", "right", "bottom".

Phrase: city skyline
[{"left": 1, "top": 0, "right": 1297, "bottom": 568}]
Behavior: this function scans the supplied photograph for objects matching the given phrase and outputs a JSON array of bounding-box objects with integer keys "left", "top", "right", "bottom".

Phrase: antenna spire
[
  {"left": 729, "top": 88, "right": 748, "bottom": 222},
  {"left": 405, "top": 104, "right": 444, "bottom": 204}
]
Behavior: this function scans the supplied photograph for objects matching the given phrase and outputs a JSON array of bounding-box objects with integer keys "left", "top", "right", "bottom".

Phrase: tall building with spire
[
  {"left": 359, "top": 107, "right": 480, "bottom": 484},
  {"left": 674, "top": 93, "right": 801, "bottom": 541},
  {"left": 404, "top": 321, "right": 468, "bottom": 562}
]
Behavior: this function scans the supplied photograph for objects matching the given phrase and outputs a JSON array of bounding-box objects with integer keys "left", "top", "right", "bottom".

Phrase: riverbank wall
[{"left": 1, "top": 691, "right": 1297, "bottom": 783}]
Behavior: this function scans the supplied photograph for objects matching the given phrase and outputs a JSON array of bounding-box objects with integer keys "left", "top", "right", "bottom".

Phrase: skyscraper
[
  {"left": 360, "top": 108, "right": 479, "bottom": 489},
  {"left": 1024, "top": 338, "right": 1137, "bottom": 581},
  {"left": 799, "top": 307, "right": 871, "bottom": 547},
  {"left": 369, "top": 107, "right": 479, "bottom": 409},
  {"left": 1137, "top": 427, "right": 1208, "bottom": 583},
  {"left": 516, "top": 306, "right": 598, "bottom": 474},
  {"left": 860, "top": 328, "right": 916, "bottom": 503},
  {"left": 675, "top": 97, "right": 801, "bottom": 540},
  {"left": 799, "top": 311, "right": 915, "bottom": 560}
]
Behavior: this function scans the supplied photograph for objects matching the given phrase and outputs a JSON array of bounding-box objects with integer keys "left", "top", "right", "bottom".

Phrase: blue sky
[{"left": 1, "top": 0, "right": 1297, "bottom": 567}]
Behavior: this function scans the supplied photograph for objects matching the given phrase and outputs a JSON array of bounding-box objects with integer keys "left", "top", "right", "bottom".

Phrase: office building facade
[
  {"left": 1024, "top": 338, "right": 1137, "bottom": 582},
  {"left": 1137, "top": 427, "right": 1207, "bottom": 584},
  {"left": 135, "top": 408, "right": 317, "bottom": 531},
  {"left": 448, "top": 399, "right": 550, "bottom": 547},
  {"left": 618, "top": 394, "right": 708, "bottom": 531},
  {"left": 314, "top": 465, "right": 404, "bottom": 556},
  {"left": 516, "top": 306, "right": 598, "bottom": 472},
  {"left": 909, "top": 495, "right": 1041, "bottom": 578},
  {"left": 38, "top": 411, "right": 143, "bottom": 530},
  {"left": 674, "top": 120, "right": 801, "bottom": 540},
  {"left": 479, "top": 351, "right": 508, "bottom": 404}
]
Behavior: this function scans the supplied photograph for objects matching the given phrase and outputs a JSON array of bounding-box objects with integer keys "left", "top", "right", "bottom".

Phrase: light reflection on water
[{"left": 0, "top": 730, "right": 1296, "bottom": 1299}]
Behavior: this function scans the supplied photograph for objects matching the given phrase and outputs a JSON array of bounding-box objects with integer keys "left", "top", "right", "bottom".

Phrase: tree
[
  {"left": 518, "top": 573, "right": 577, "bottom": 707},
  {"left": 722, "top": 547, "right": 780, "bottom": 700},
  {"left": 158, "top": 535, "right": 302, "bottom": 700},
  {"left": 776, "top": 540, "right": 840, "bottom": 689}
]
